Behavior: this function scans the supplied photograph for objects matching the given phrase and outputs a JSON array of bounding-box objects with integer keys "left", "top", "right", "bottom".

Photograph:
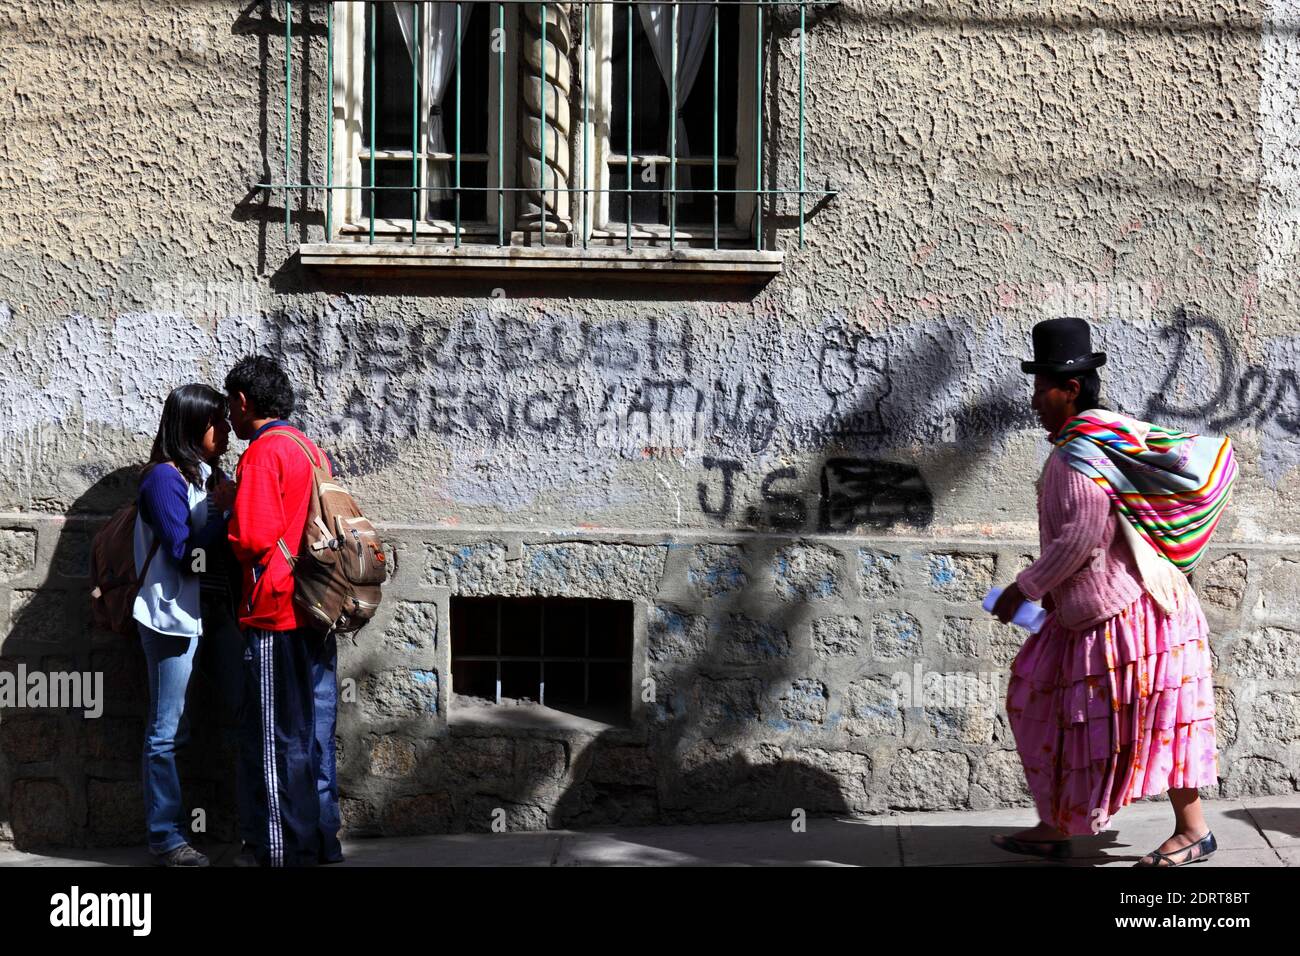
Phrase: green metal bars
[
  {"left": 411, "top": 1, "right": 420, "bottom": 242},
  {"left": 455, "top": 1, "right": 463, "bottom": 246},
  {"left": 668, "top": 1, "right": 676, "bottom": 250},
  {"left": 754, "top": 0, "right": 761, "bottom": 250},
  {"left": 264, "top": 0, "right": 837, "bottom": 253},
  {"left": 498, "top": 1, "right": 505, "bottom": 245},
  {"left": 712, "top": 0, "right": 718, "bottom": 250},
  {"left": 624, "top": 2, "right": 632, "bottom": 251},
  {"left": 285, "top": 0, "right": 293, "bottom": 239},
  {"left": 581, "top": 0, "right": 589, "bottom": 249},
  {"left": 325, "top": 1, "right": 334, "bottom": 238},
  {"left": 368, "top": 0, "right": 376, "bottom": 243}
]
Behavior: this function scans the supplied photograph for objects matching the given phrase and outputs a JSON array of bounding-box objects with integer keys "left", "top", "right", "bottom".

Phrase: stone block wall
[{"left": 2, "top": 512, "right": 1295, "bottom": 847}]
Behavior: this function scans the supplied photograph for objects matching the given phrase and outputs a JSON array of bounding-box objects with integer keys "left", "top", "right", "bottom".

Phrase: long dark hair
[
  {"left": 147, "top": 384, "right": 227, "bottom": 488},
  {"left": 1045, "top": 368, "right": 1107, "bottom": 414}
]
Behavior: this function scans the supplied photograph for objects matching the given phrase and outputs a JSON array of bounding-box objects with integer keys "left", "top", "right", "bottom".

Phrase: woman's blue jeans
[{"left": 139, "top": 623, "right": 199, "bottom": 855}]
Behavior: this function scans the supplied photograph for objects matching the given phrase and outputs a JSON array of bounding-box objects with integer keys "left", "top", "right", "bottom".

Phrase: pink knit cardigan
[{"left": 1014, "top": 449, "right": 1144, "bottom": 631}]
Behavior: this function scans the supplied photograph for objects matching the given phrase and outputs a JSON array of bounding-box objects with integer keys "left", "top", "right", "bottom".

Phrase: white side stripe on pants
[{"left": 259, "top": 632, "right": 285, "bottom": 867}]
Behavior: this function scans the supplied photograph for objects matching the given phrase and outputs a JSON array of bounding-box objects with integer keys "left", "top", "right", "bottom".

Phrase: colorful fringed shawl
[{"left": 1052, "top": 411, "right": 1237, "bottom": 589}]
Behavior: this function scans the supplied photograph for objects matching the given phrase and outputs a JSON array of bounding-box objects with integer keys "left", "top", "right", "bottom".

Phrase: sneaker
[
  {"left": 157, "top": 844, "right": 210, "bottom": 867},
  {"left": 232, "top": 844, "right": 261, "bottom": 867}
]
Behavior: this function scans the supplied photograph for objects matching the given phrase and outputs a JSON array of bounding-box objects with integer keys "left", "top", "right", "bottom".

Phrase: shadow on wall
[
  {"left": 331, "top": 381, "right": 956, "bottom": 837},
  {"left": 542, "top": 440, "right": 943, "bottom": 829},
  {"left": 326, "top": 310, "right": 1278, "bottom": 838},
  {"left": 0, "top": 467, "right": 238, "bottom": 856},
  {"left": 341, "top": 505, "right": 863, "bottom": 833},
  {"left": 231, "top": 0, "right": 323, "bottom": 272},
  {"left": 759, "top": 2, "right": 841, "bottom": 251}
]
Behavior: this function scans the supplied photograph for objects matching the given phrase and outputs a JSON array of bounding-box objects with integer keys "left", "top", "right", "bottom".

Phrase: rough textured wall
[
  {"left": 0, "top": 1, "right": 1297, "bottom": 847},
  {"left": 2, "top": 516, "right": 1295, "bottom": 845}
]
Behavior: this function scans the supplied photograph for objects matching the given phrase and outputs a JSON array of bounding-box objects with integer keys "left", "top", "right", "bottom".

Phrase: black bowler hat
[{"left": 1021, "top": 317, "right": 1107, "bottom": 374}]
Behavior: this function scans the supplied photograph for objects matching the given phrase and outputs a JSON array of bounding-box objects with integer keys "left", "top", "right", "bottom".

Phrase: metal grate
[
  {"left": 255, "top": 0, "right": 838, "bottom": 252},
  {"left": 450, "top": 596, "right": 633, "bottom": 718}
]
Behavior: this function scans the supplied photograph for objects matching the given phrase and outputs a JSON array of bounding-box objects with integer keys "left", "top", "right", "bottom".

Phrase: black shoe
[
  {"left": 990, "top": 834, "right": 1072, "bottom": 860},
  {"left": 232, "top": 844, "right": 261, "bottom": 867},
  {"left": 157, "top": 844, "right": 210, "bottom": 867},
  {"left": 1134, "top": 831, "right": 1217, "bottom": 867}
]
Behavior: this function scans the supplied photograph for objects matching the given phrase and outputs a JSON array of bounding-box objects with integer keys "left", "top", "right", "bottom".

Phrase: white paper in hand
[{"left": 983, "top": 586, "right": 1047, "bottom": 634}]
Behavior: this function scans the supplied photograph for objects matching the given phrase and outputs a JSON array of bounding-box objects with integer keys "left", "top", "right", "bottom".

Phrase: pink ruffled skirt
[{"left": 1005, "top": 590, "right": 1218, "bottom": 836}]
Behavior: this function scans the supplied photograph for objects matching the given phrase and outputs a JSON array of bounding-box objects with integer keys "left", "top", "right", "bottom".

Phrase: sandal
[
  {"left": 1134, "top": 830, "right": 1216, "bottom": 867},
  {"left": 991, "top": 834, "right": 1073, "bottom": 860}
]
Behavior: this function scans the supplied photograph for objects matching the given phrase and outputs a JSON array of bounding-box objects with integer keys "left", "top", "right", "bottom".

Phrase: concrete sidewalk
[{"left": 3, "top": 794, "right": 1297, "bottom": 867}]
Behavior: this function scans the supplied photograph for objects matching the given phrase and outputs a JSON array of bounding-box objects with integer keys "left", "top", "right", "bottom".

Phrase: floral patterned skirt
[{"left": 1005, "top": 589, "right": 1218, "bottom": 836}]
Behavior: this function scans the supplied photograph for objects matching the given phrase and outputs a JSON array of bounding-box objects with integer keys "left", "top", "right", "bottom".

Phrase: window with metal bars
[
  {"left": 268, "top": 1, "right": 835, "bottom": 259},
  {"left": 450, "top": 596, "right": 633, "bottom": 723},
  {"left": 334, "top": 0, "right": 518, "bottom": 239},
  {"left": 359, "top": 1, "right": 494, "bottom": 227},
  {"left": 593, "top": 1, "right": 750, "bottom": 242}
]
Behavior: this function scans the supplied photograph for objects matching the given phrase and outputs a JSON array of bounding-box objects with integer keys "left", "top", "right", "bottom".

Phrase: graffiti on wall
[
  {"left": 697, "top": 457, "right": 934, "bottom": 531},
  {"left": 1, "top": 297, "right": 1296, "bottom": 518},
  {"left": 1146, "top": 311, "right": 1300, "bottom": 435}
]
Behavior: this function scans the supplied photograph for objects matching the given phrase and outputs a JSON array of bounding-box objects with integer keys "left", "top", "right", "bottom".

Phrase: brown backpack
[
  {"left": 89, "top": 464, "right": 173, "bottom": 635},
  {"left": 270, "top": 431, "right": 386, "bottom": 633}
]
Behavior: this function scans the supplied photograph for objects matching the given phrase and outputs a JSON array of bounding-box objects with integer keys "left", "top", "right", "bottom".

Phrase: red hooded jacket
[{"left": 227, "top": 422, "right": 331, "bottom": 631}]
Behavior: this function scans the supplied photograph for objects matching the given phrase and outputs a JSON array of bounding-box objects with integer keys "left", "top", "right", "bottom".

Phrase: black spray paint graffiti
[
  {"left": 698, "top": 456, "right": 743, "bottom": 521},
  {"left": 601, "top": 376, "right": 780, "bottom": 454},
  {"left": 269, "top": 301, "right": 1289, "bottom": 525},
  {"left": 818, "top": 457, "right": 935, "bottom": 530},
  {"left": 275, "top": 312, "right": 792, "bottom": 451},
  {"left": 1145, "top": 312, "right": 1300, "bottom": 435},
  {"left": 698, "top": 457, "right": 935, "bottom": 532},
  {"left": 816, "top": 331, "right": 889, "bottom": 441},
  {"left": 284, "top": 303, "right": 1116, "bottom": 465}
]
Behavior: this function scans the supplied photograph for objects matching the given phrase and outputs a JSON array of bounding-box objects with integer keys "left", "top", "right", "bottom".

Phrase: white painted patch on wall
[{"left": 1258, "top": 1, "right": 1300, "bottom": 289}]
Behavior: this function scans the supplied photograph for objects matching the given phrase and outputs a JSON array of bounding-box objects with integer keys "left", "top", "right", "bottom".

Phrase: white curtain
[
  {"left": 638, "top": 3, "right": 715, "bottom": 197},
  {"left": 394, "top": 2, "right": 472, "bottom": 202}
]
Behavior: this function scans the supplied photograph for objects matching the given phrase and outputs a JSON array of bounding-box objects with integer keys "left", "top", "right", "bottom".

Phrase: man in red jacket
[{"left": 225, "top": 355, "right": 341, "bottom": 867}]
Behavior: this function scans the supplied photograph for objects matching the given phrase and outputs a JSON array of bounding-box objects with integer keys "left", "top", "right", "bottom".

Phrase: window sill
[{"left": 298, "top": 241, "right": 783, "bottom": 281}]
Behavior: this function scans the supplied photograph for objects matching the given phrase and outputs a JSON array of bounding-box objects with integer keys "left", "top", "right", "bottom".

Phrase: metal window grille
[
  {"left": 256, "top": 0, "right": 837, "bottom": 253},
  {"left": 450, "top": 596, "right": 633, "bottom": 719}
]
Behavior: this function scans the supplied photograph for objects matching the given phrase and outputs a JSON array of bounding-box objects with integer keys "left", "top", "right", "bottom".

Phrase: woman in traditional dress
[{"left": 990, "top": 318, "right": 1236, "bottom": 867}]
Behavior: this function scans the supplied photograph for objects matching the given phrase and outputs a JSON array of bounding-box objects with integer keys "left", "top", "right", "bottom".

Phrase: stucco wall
[{"left": 0, "top": 1, "right": 1297, "bottom": 847}]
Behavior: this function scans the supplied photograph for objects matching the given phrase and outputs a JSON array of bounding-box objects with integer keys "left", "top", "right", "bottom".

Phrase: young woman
[
  {"left": 991, "top": 318, "right": 1233, "bottom": 867},
  {"left": 134, "top": 384, "right": 237, "bottom": 866}
]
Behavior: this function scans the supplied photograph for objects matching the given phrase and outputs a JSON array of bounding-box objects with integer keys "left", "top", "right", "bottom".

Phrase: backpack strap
[
  {"left": 140, "top": 537, "right": 162, "bottom": 580},
  {"left": 262, "top": 429, "right": 334, "bottom": 563},
  {"left": 263, "top": 428, "right": 324, "bottom": 470},
  {"left": 134, "top": 460, "right": 180, "bottom": 581}
]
